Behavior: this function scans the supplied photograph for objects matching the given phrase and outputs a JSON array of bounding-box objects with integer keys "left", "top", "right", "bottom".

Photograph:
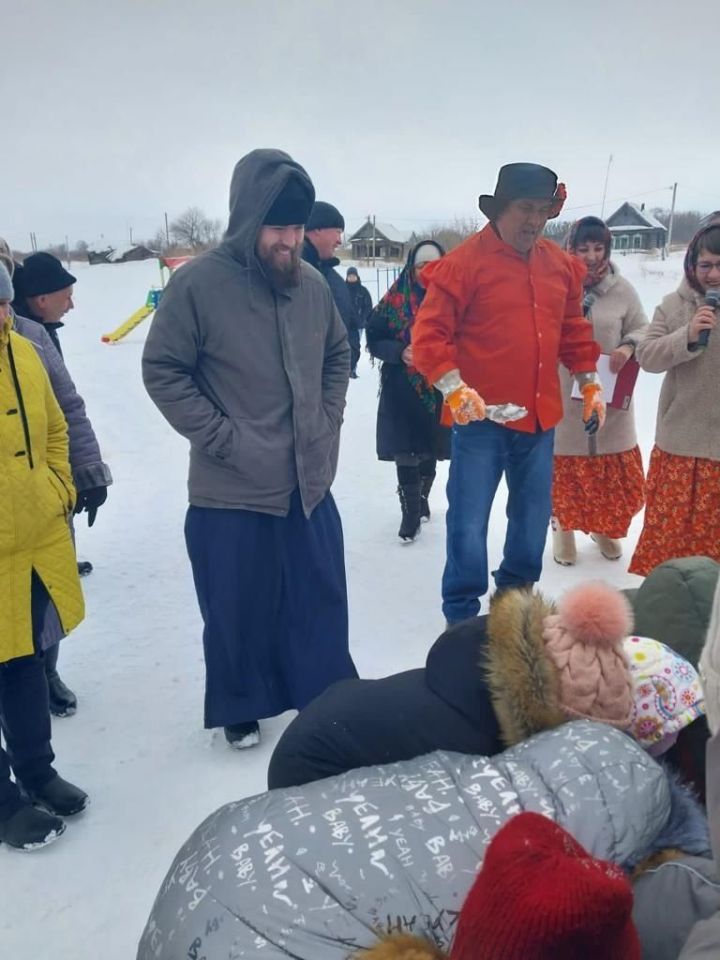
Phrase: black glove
[{"left": 73, "top": 486, "right": 108, "bottom": 527}]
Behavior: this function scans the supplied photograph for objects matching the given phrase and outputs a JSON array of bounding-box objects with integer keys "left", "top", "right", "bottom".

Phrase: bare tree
[
  {"left": 170, "top": 207, "right": 222, "bottom": 251},
  {"left": 651, "top": 208, "right": 705, "bottom": 246},
  {"left": 543, "top": 219, "right": 570, "bottom": 247}
]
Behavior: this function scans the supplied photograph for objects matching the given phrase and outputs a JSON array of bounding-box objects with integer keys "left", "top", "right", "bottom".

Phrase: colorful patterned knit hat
[{"left": 625, "top": 636, "right": 705, "bottom": 756}]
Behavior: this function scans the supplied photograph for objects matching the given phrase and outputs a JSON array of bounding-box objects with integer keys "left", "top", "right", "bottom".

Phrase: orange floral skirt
[
  {"left": 629, "top": 446, "right": 720, "bottom": 576},
  {"left": 552, "top": 446, "right": 645, "bottom": 539}
]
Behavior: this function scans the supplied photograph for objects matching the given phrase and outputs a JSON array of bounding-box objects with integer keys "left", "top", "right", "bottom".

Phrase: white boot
[
  {"left": 551, "top": 517, "right": 577, "bottom": 566},
  {"left": 591, "top": 533, "right": 622, "bottom": 560}
]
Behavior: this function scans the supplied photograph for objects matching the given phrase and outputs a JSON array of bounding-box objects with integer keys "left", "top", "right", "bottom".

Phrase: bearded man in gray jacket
[{"left": 142, "top": 149, "right": 356, "bottom": 751}]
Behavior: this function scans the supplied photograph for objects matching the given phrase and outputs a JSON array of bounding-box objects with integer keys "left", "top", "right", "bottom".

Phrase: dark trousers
[
  {"left": 443, "top": 421, "right": 554, "bottom": 623},
  {"left": 185, "top": 490, "right": 357, "bottom": 729},
  {"left": 0, "top": 574, "right": 56, "bottom": 817},
  {"left": 348, "top": 326, "right": 361, "bottom": 373}
]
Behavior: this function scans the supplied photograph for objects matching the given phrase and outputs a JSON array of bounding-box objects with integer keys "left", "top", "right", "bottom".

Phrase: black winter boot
[
  {"left": 397, "top": 482, "right": 422, "bottom": 542},
  {"left": 419, "top": 474, "right": 435, "bottom": 520},
  {"left": 20, "top": 774, "right": 89, "bottom": 817},
  {"left": 0, "top": 800, "right": 66, "bottom": 850},
  {"left": 224, "top": 721, "right": 260, "bottom": 750}
]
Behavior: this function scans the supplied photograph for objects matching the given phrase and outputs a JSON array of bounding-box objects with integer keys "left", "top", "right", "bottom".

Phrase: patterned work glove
[
  {"left": 581, "top": 382, "right": 606, "bottom": 435},
  {"left": 435, "top": 369, "right": 487, "bottom": 426},
  {"left": 73, "top": 486, "right": 108, "bottom": 527},
  {"left": 446, "top": 385, "right": 487, "bottom": 425}
]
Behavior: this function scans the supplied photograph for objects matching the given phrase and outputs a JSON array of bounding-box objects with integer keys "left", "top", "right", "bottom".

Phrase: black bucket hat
[{"left": 479, "top": 163, "right": 565, "bottom": 221}]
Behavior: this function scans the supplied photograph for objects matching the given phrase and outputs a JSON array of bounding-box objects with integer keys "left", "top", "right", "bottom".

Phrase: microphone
[{"left": 699, "top": 289, "right": 720, "bottom": 348}]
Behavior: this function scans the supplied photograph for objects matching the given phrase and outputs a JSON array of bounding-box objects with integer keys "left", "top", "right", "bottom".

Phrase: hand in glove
[
  {"left": 581, "top": 382, "right": 606, "bottom": 435},
  {"left": 446, "top": 385, "right": 487, "bottom": 425},
  {"left": 73, "top": 485, "right": 108, "bottom": 527}
]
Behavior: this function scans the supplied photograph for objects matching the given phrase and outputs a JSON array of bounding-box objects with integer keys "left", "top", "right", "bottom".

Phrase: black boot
[
  {"left": 0, "top": 800, "right": 66, "bottom": 850},
  {"left": 397, "top": 482, "right": 422, "bottom": 542},
  {"left": 224, "top": 721, "right": 260, "bottom": 750},
  {"left": 419, "top": 473, "right": 435, "bottom": 521},
  {"left": 45, "top": 645, "right": 77, "bottom": 718},
  {"left": 20, "top": 774, "right": 88, "bottom": 817},
  {"left": 47, "top": 674, "right": 77, "bottom": 718}
]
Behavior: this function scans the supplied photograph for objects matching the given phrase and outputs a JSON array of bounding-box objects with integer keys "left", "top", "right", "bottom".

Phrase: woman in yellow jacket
[{"left": 0, "top": 262, "right": 87, "bottom": 850}]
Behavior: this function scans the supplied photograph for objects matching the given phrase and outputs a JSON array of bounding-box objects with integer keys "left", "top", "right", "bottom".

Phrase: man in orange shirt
[{"left": 412, "top": 163, "right": 604, "bottom": 623}]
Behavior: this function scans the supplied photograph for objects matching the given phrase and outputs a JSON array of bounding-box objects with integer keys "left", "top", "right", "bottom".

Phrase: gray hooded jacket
[
  {"left": 137, "top": 722, "right": 671, "bottom": 960},
  {"left": 142, "top": 150, "right": 350, "bottom": 517},
  {"left": 12, "top": 312, "right": 112, "bottom": 492}
]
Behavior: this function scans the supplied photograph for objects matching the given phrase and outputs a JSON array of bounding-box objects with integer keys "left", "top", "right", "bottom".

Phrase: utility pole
[
  {"left": 600, "top": 154, "right": 613, "bottom": 218},
  {"left": 65, "top": 235, "right": 70, "bottom": 267},
  {"left": 371, "top": 214, "right": 376, "bottom": 268},
  {"left": 164, "top": 211, "right": 170, "bottom": 250},
  {"left": 129, "top": 224, "right": 134, "bottom": 244},
  {"left": 666, "top": 182, "right": 678, "bottom": 253}
]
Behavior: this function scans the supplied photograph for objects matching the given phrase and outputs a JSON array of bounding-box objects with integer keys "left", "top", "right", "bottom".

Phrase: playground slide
[
  {"left": 100, "top": 256, "right": 192, "bottom": 344},
  {"left": 100, "top": 290, "right": 162, "bottom": 343}
]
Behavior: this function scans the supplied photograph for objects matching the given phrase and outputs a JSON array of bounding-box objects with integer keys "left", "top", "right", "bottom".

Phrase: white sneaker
[
  {"left": 551, "top": 518, "right": 577, "bottom": 566},
  {"left": 591, "top": 533, "right": 622, "bottom": 560}
]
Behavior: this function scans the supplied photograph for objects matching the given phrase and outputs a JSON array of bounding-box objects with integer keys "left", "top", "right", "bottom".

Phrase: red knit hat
[{"left": 450, "top": 813, "right": 640, "bottom": 960}]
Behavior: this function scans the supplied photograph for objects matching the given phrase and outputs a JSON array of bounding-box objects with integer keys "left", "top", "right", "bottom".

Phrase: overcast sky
[{"left": 3, "top": 0, "right": 718, "bottom": 250}]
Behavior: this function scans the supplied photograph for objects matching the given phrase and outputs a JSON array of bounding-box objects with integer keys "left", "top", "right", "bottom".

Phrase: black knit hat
[
  {"left": 262, "top": 175, "right": 315, "bottom": 227},
  {"left": 306, "top": 201, "right": 345, "bottom": 231},
  {"left": 479, "top": 163, "right": 564, "bottom": 221},
  {"left": 19, "top": 252, "right": 76, "bottom": 296},
  {"left": 346, "top": 266, "right": 359, "bottom": 278}
]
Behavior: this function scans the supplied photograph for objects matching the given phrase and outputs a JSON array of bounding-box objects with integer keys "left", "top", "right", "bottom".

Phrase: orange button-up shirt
[{"left": 412, "top": 224, "right": 600, "bottom": 433}]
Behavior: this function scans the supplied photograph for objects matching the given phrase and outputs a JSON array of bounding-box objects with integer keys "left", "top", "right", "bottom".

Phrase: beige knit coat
[
  {"left": 636, "top": 278, "right": 720, "bottom": 461},
  {"left": 554, "top": 265, "right": 648, "bottom": 456}
]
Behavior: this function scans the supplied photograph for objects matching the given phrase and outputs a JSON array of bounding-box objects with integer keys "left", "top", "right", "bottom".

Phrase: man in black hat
[
  {"left": 302, "top": 202, "right": 361, "bottom": 376},
  {"left": 11, "top": 250, "right": 112, "bottom": 717},
  {"left": 12, "top": 252, "right": 76, "bottom": 357},
  {"left": 143, "top": 149, "right": 356, "bottom": 751},
  {"left": 413, "top": 163, "right": 604, "bottom": 624},
  {"left": 345, "top": 266, "right": 372, "bottom": 353}
]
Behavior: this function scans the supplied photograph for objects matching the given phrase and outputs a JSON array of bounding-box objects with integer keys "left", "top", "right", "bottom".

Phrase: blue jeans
[{"left": 442, "top": 421, "right": 554, "bottom": 623}]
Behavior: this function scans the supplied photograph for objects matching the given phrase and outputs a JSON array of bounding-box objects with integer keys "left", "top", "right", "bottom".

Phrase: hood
[
  {"left": 684, "top": 212, "right": 720, "bottom": 294},
  {"left": 631, "top": 557, "right": 719, "bottom": 667},
  {"left": 483, "top": 588, "right": 566, "bottom": 747},
  {"left": 222, "top": 148, "right": 315, "bottom": 266}
]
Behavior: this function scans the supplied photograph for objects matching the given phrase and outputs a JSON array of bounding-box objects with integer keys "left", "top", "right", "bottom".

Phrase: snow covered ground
[{"left": 0, "top": 250, "right": 682, "bottom": 958}]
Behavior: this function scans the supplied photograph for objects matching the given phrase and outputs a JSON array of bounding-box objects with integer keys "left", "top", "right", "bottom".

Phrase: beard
[{"left": 259, "top": 245, "right": 301, "bottom": 290}]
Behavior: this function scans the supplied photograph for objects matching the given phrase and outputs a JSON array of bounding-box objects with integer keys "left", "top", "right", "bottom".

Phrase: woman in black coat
[{"left": 366, "top": 240, "right": 450, "bottom": 542}]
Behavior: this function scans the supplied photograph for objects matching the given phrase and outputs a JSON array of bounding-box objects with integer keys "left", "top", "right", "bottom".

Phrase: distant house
[
  {"left": 606, "top": 202, "right": 667, "bottom": 252},
  {"left": 348, "top": 220, "right": 407, "bottom": 261},
  {"left": 87, "top": 243, "right": 157, "bottom": 265}
]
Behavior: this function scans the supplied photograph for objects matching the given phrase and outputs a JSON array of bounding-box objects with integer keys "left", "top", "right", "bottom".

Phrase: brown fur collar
[
  {"left": 352, "top": 933, "right": 448, "bottom": 959},
  {"left": 484, "top": 589, "right": 567, "bottom": 747}
]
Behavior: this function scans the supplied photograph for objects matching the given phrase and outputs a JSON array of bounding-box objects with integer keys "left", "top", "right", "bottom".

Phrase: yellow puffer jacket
[{"left": 0, "top": 317, "right": 84, "bottom": 663}]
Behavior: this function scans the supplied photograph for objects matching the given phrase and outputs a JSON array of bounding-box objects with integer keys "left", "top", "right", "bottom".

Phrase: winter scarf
[
  {"left": 373, "top": 244, "right": 444, "bottom": 415},
  {"left": 567, "top": 216, "right": 612, "bottom": 289},
  {"left": 684, "top": 213, "right": 720, "bottom": 295}
]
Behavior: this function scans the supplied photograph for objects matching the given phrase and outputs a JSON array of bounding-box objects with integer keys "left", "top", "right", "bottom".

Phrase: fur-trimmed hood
[
  {"left": 483, "top": 589, "right": 567, "bottom": 747},
  {"left": 353, "top": 934, "right": 448, "bottom": 959}
]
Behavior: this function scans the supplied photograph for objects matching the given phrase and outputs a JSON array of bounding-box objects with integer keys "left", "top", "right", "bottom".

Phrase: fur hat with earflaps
[{"left": 485, "top": 583, "right": 634, "bottom": 746}]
